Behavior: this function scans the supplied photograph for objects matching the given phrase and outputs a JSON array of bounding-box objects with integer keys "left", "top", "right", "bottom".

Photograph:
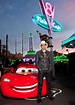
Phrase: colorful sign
[
  {"left": 32, "top": 14, "right": 63, "bottom": 32},
  {"left": 44, "top": 2, "right": 54, "bottom": 18},
  {"left": 54, "top": 54, "right": 69, "bottom": 62},
  {"left": 39, "top": 0, "right": 55, "bottom": 34},
  {"left": 23, "top": 57, "right": 35, "bottom": 62}
]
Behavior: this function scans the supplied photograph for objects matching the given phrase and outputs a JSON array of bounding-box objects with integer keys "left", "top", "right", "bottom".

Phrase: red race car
[{"left": 1, "top": 63, "right": 47, "bottom": 98}]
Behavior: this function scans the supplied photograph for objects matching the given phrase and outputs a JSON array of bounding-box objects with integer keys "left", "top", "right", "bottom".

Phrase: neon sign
[
  {"left": 38, "top": 0, "right": 55, "bottom": 34},
  {"left": 44, "top": 2, "right": 54, "bottom": 18},
  {"left": 23, "top": 58, "right": 35, "bottom": 62},
  {"left": 32, "top": 14, "right": 63, "bottom": 32}
]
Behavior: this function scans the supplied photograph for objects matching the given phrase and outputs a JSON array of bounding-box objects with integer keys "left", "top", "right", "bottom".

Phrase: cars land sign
[{"left": 32, "top": 14, "right": 63, "bottom": 32}]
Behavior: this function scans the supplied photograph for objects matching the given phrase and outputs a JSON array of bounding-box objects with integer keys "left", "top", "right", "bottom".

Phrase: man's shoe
[
  {"left": 37, "top": 99, "right": 42, "bottom": 103},
  {"left": 48, "top": 95, "right": 54, "bottom": 100}
]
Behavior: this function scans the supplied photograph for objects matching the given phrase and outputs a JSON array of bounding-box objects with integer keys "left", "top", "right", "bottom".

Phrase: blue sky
[{"left": 0, "top": 0, "right": 75, "bottom": 55}]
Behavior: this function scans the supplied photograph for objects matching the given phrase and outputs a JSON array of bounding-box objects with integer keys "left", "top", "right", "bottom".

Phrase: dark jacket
[{"left": 35, "top": 50, "right": 52, "bottom": 71}]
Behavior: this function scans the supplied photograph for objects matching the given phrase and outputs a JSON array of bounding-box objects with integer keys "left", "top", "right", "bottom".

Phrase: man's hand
[{"left": 38, "top": 68, "right": 41, "bottom": 71}]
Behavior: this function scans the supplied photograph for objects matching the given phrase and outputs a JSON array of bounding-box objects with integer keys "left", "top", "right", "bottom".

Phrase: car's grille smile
[{"left": 12, "top": 83, "right": 38, "bottom": 93}]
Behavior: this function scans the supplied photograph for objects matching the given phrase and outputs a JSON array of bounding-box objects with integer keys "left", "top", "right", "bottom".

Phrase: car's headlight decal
[{"left": 2, "top": 78, "right": 10, "bottom": 82}]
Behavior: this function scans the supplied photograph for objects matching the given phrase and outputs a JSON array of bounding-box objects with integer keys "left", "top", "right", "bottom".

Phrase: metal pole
[
  {"left": 6, "top": 34, "right": 8, "bottom": 56},
  {"left": 22, "top": 33, "right": 24, "bottom": 56},
  {"left": 15, "top": 38, "right": 17, "bottom": 54},
  {"left": 48, "top": 31, "right": 55, "bottom": 78},
  {"left": 39, "top": 0, "right": 55, "bottom": 78},
  {"left": 0, "top": 39, "right": 1, "bottom": 55}
]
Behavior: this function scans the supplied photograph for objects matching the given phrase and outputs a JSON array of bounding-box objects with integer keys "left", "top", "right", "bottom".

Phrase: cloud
[{"left": 61, "top": 1, "right": 75, "bottom": 29}]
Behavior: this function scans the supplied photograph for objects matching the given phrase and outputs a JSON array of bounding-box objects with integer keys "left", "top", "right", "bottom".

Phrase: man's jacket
[{"left": 35, "top": 50, "right": 52, "bottom": 71}]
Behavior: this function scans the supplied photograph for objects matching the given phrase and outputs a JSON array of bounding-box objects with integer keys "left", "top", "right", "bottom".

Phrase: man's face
[{"left": 41, "top": 44, "right": 47, "bottom": 50}]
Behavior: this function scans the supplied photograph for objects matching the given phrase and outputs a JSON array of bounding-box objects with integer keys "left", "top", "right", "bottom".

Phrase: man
[{"left": 35, "top": 40, "right": 54, "bottom": 103}]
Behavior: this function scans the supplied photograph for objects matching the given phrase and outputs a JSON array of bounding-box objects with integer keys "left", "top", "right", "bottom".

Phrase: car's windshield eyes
[
  {"left": 22, "top": 69, "right": 25, "bottom": 73},
  {"left": 16, "top": 68, "right": 38, "bottom": 74}
]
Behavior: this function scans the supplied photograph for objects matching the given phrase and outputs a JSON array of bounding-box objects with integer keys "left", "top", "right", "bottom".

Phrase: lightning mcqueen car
[{"left": 1, "top": 63, "right": 47, "bottom": 98}]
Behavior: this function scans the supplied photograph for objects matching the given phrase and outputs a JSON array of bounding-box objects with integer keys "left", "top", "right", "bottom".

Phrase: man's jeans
[{"left": 38, "top": 69, "right": 52, "bottom": 99}]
